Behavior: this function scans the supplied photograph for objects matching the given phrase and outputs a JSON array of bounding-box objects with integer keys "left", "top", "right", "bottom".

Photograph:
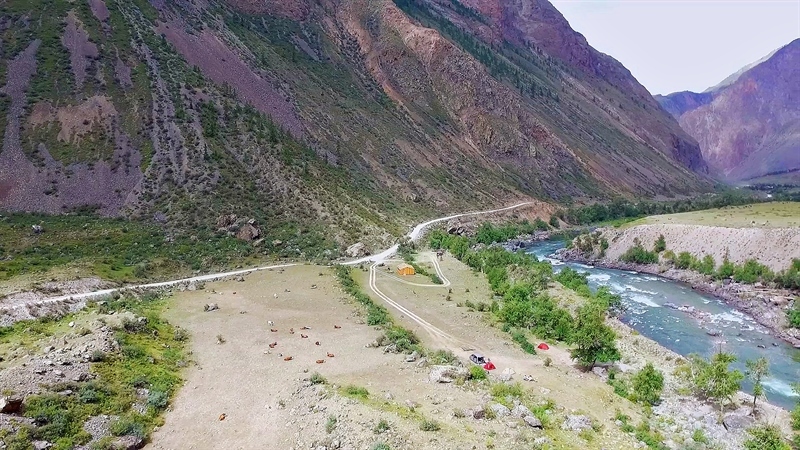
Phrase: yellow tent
[{"left": 397, "top": 263, "right": 415, "bottom": 276}]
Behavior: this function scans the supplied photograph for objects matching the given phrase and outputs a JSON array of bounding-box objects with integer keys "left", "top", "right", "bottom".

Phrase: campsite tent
[
  {"left": 537, "top": 343, "right": 549, "bottom": 350},
  {"left": 397, "top": 263, "right": 415, "bottom": 276}
]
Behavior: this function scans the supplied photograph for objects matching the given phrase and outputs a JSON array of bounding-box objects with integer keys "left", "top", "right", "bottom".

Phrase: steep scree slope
[{"left": 0, "top": 0, "right": 711, "bottom": 246}]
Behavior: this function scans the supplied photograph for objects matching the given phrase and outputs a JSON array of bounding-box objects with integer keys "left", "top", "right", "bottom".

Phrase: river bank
[{"left": 555, "top": 246, "right": 800, "bottom": 348}]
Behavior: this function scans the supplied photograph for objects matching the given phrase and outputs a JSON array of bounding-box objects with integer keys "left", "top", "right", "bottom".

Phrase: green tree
[
  {"left": 632, "top": 362, "right": 664, "bottom": 405},
  {"left": 675, "top": 252, "right": 694, "bottom": 270},
  {"left": 716, "top": 255, "right": 735, "bottom": 279},
  {"left": 685, "top": 352, "right": 744, "bottom": 419},
  {"left": 570, "top": 302, "right": 620, "bottom": 369},
  {"left": 654, "top": 235, "right": 666, "bottom": 253},
  {"left": 745, "top": 357, "right": 769, "bottom": 415},
  {"left": 743, "top": 425, "right": 790, "bottom": 450},
  {"left": 549, "top": 215, "right": 560, "bottom": 229}
]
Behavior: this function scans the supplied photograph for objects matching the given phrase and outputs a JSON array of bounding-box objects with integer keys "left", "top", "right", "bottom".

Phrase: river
[{"left": 526, "top": 240, "right": 800, "bottom": 410}]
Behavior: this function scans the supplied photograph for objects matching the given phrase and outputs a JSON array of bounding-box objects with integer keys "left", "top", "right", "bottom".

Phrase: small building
[{"left": 397, "top": 263, "right": 415, "bottom": 276}]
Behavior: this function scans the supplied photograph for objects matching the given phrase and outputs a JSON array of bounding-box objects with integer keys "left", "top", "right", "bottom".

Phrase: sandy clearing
[
  {"left": 147, "top": 265, "right": 533, "bottom": 450},
  {"left": 601, "top": 223, "right": 800, "bottom": 271}
]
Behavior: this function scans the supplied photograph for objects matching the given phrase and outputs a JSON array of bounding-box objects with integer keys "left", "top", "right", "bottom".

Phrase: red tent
[
  {"left": 483, "top": 361, "right": 496, "bottom": 370},
  {"left": 537, "top": 343, "right": 549, "bottom": 350}
]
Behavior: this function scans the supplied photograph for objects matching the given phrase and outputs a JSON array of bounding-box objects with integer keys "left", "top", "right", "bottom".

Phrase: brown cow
[
  {"left": 334, "top": 325, "right": 341, "bottom": 329},
  {"left": 316, "top": 359, "right": 325, "bottom": 364},
  {"left": 270, "top": 328, "right": 278, "bottom": 332},
  {"left": 283, "top": 356, "right": 293, "bottom": 361},
  {"left": 326, "top": 352, "right": 335, "bottom": 358},
  {"left": 300, "top": 334, "right": 308, "bottom": 339},
  {"left": 269, "top": 342, "right": 277, "bottom": 348},
  {"left": 219, "top": 413, "right": 227, "bottom": 421},
  {"left": 289, "top": 328, "right": 295, "bottom": 334}
]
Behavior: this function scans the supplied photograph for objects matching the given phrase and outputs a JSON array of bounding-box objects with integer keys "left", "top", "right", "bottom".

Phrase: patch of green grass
[
  {"left": 419, "top": 419, "right": 441, "bottom": 432},
  {"left": 342, "top": 385, "right": 370, "bottom": 400},
  {"left": 1, "top": 293, "right": 186, "bottom": 448},
  {"left": 374, "top": 419, "right": 390, "bottom": 434},
  {"left": 490, "top": 382, "right": 524, "bottom": 405},
  {"left": 468, "top": 365, "right": 487, "bottom": 381}
]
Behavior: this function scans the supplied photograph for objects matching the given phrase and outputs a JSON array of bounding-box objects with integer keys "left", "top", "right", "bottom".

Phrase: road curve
[
  {"left": 345, "top": 202, "right": 533, "bottom": 265},
  {"left": 13, "top": 202, "right": 533, "bottom": 309}
]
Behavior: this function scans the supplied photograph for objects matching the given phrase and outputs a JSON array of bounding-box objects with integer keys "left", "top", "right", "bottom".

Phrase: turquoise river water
[{"left": 526, "top": 240, "right": 799, "bottom": 410}]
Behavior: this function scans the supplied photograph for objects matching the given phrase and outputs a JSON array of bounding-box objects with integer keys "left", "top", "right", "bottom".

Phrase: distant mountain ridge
[{"left": 656, "top": 39, "right": 800, "bottom": 182}]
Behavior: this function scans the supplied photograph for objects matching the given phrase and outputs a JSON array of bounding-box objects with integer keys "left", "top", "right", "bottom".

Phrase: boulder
[
  {"left": 345, "top": 242, "right": 369, "bottom": 258},
  {"left": 723, "top": 413, "right": 755, "bottom": 431},
  {"left": 591, "top": 366, "right": 608, "bottom": 380},
  {"left": 236, "top": 223, "right": 261, "bottom": 242},
  {"left": 216, "top": 214, "right": 237, "bottom": 229},
  {"left": 405, "top": 351, "right": 420, "bottom": 363},
  {"left": 0, "top": 395, "right": 23, "bottom": 414},
  {"left": 533, "top": 436, "right": 553, "bottom": 449},
  {"left": 523, "top": 415, "right": 543, "bottom": 428},
  {"left": 112, "top": 435, "right": 144, "bottom": 450},
  {"left": 466, "top": 406, "right": 486, "bottom": 420},
  {"left": 499, "top": 367, "right": 515, "bottom": 382},
  {"left": 204, "top": 303, "right": 219, "bottom": 312},
  {"left": 562, "top": 415, "right": 593, "bottom": 432},
  {"left": 511, "top": 404, "right": 533, "bottom": 419},
  {"left": 429, "top": 365, "right": 468, "bottom": 383},
  {"left": 490, "top": 403, "right": 511, "bottom": 418},
  {"left": 32, "top": 442, "right": 52, "bottom": 450}
]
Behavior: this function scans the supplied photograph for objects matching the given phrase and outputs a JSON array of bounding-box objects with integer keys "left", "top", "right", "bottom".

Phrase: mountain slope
[
  {"left": 656, "top": 39, "right": 800, "bottom": 182},
  {"left": 0, "top": 0, "right": 712, "bottom": 249}
]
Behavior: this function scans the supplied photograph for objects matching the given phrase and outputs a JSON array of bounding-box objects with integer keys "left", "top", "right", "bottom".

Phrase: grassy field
[{"left": 628, "top": 202, "right": 800, "bottom": 229}]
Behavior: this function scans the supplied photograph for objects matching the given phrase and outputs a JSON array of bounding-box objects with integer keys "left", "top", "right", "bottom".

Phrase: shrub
[
  {"left": 792, "top": 403, "right": 800, "bottom": 430},
  {"left": 419, "top": 419, "right": 441, "bottom": 432},
  {"left": 491, "top": 382, "right": 523, "bottom": 402},
  {"left": 147, "top": 390, "right": 169, "bottom": 410},
  {"left": 384, "top": 327, "right": 419, "bottom": 353},
  {"left": 653, "top": 235, "right": 666, "bottom": 253},
  {"left": 173, "top": 328, "right": 189, "bottom": 341},
  {"left": 716, "top": 256, "right": 735, "bottom": 279},
  {"left": 674, "top": 252, "right": 694, "bottom": 270},
  {"left": 543, "top": 356, "right": 552, "bottom": 367},
  {"left": 372, "top": 443, "right": 391, "bottom": 450},
  {"left": 469, "top": 365, "right": 487, "bottom": 381},
  {"left": 692, "top": 428, "right": 709, "bottom": 444},
  {"left": 325, "top": 415, "right": 337, "bottom": 434},
  {"left": 427, "top": 350, "right": 458, "bottom": 365},
  {"left": 631, "top": 363, "right": 664, "bottom": 405},
  {"left": 734, "top": 259, "right": 773, "bottom": 284},
  {"left": 309, "top": 372, "right": 327, "bottom": 385},
  {"left": 511, "top": 330, "right": 537, "bottom": 354},
  {"left": 620, "top": 242, "right": 658, "bottom": 264},
  {"left": 374, "top": 419, "right": 390, "bottom": 434},
  {"left": 549, "top": 215, "right": 560, "bottom": 229},
  {"left": 110, "top": 415, "right": 146, "bottom": 439},
  {"left": 743, "top": 425, "right": 790, "bottom": 450},
  {"left": 89, "top": 350, "right": 107, "bottom": 362}
]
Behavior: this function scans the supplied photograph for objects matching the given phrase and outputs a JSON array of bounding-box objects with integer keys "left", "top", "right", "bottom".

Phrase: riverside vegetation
[{"left": 429, "top": 222, "right": 797, "bottom": 449}]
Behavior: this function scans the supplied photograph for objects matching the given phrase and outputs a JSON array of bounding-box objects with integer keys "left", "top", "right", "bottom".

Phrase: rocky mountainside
[
  {"left": 656, "top": 39, "right": 800, "bottom": 182},
  {"left": 0, "top": 0, "right": 711, "bottom": 249}
]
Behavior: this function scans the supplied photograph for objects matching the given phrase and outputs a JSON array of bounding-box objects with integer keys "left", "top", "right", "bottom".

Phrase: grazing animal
[
  {"left": 270, "top": 328, "right": 278, "bottom": 332},
  {"left": 300, "top": 334, "right": 308, "bottom": 339},
  {"left": 269, "top": 342, "right": 277, "bottom": 348},
  {"left": 268, "top": 321, "right": 274, "bottom": 326},
  {"left": 327, "top": 352, "right": 335, "bottom": 358},
  {"left": 273, "top": 293, "right": 278, "bottom": 298},
  {"left": 334, "top": 325, "right": 341, "bottom": 329},
  {"left": 219, "top": 413, "right": 226, "bottom": 421},
  {"left": 316, "top": 359, "right": 325, "bottom": 364},
  {"left": 283, "top": 356, "right": 293, "bottom": 361},
  {"left": 315, "top": 341, "right": 320, "bottom": 346},
  {"left": 301, "top": 326, "right": 311, "bottom": 330},
  {"left": 289, "top": 328, "right": 295, "bottom": 334}
]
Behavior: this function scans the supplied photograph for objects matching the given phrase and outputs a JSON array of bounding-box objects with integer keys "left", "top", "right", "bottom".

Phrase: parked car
[{"left": 469, "top": 353, "right": 487, "bottom": 365}]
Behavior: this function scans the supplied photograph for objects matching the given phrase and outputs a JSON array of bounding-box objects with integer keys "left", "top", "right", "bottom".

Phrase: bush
[
  {"left": 620, "top": 242, "right": 659, "bottom": 264},
  {"left": 743, "top": 425, "right": 790, "bottom": 450},
  {"left": 631, "top": 363, "right": 664, "bottom": 405},
  {"left": 419, "top": 419, "right": 441, "bottom": 432},
  {"left": 309, "top": 372, "right": 327, "bottom": 385},
  {"left": 469, "top": 365, "right": 487, "bottom": 381},
  {"left": 372, "top": 443, "right": 391, "bottom": 450},
  {"left": 549, "top": 215, "right": 560, "bottom": 229},
  {"left": 734, "top": 259, "right": 773, "bottom": 284},
  {"left": 491, "top": 382, "right": 523, "bottom": 402},
  {"left": 654, "top": 235, "right": 666, "bottom": 253},
  {"left": 511, "top": 330, "right": 537, "bottom": 354},
  {"left": 110, "top": 415, "right": 146, "bottom": 439},
  {"left": 147, "top": 390, "right": 169, "bottom": 410},
  {"left": 674, "top": 252, "right": 694, "bottom": 270},
  {"left": 374, "top": 419, "right": 390, "bottom": 434},
  {"left": 692, "top": 428, "right": 709, "bottom": 444},
  {"left": 792, "top": 403, "right": 800, "bottom": 430},
  {"left": 716, "top": 256, "right": 735, "bottom": 279},
  {"left": 384, "top": 327, "right": 420, "bottom": 353},
  {"left": 427, "top": 349, "right": 458, "bottom": 365},
  {"left": 325, "top": 415, "right": 337, "bottom": 434},
  {"left": 89, "top": 350, "right": 107, "bottom": 362}
]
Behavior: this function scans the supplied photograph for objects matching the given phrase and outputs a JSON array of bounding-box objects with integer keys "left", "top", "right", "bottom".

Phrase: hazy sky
[{"left": 549, "top": 0, "right": 800, "bottom": 95}]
